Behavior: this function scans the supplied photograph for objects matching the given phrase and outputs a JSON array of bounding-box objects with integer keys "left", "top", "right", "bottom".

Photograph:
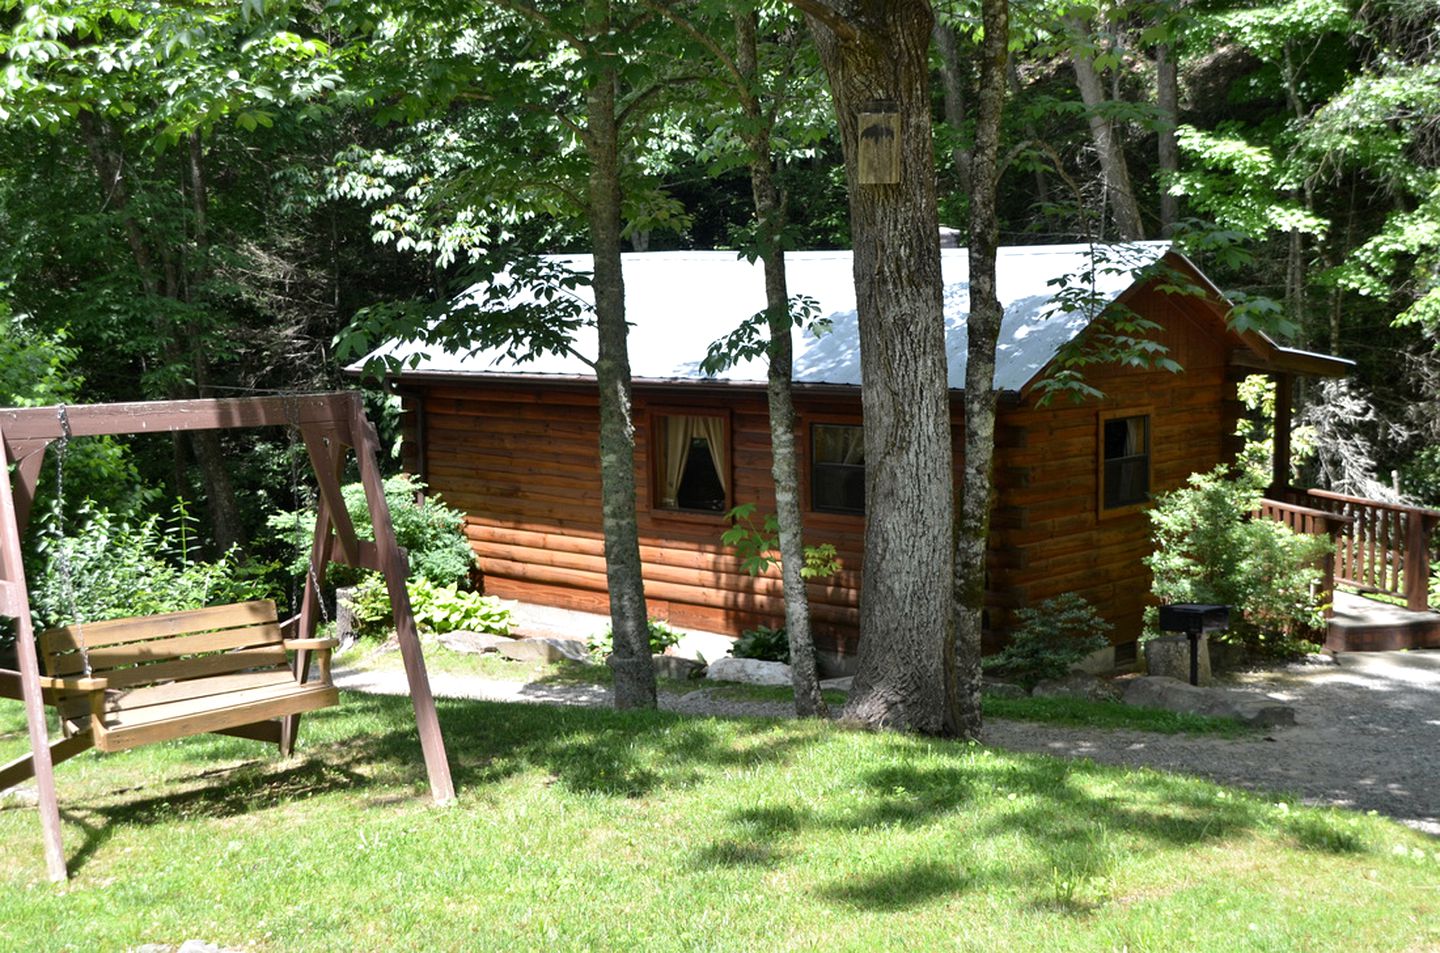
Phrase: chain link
[{"left": 52, "top": 405, "right": 93, "bottom": 677}]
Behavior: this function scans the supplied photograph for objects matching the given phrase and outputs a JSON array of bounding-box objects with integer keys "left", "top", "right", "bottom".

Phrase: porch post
[{"left": 1272, "top": 372, "right": 1293, "bottom": 494}]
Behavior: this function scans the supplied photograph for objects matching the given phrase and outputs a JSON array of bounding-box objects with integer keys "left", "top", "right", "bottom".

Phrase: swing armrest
[
  {"left": 283, "top": 638, "right": 339, "bottom": 652},
  {"left": 36, "top": 675, "right": 108, "bottom": 693}
]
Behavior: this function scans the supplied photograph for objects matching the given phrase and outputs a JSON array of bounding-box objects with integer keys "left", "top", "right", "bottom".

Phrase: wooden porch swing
[{"left": 0, "top": 392, "right": 455, "bottom": 882}]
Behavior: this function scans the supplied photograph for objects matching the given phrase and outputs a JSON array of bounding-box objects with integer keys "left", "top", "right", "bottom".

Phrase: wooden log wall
[{"left": 407, "top": 280, "right": 1241, "bottom": 656}]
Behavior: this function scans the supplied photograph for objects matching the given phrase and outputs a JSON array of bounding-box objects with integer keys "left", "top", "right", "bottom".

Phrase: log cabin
[{"left": 354, "top": 242, "right": 1368, "bottom": 670}]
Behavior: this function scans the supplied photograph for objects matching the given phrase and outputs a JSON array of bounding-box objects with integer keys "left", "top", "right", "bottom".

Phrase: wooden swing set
[{"left": 0, "top": 392, "right": 455, "bottom": 882}]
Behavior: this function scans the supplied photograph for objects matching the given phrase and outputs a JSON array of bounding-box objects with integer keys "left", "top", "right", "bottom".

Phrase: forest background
[{"left": 1, "top": 0, "right": 1436, "bottom": 683}]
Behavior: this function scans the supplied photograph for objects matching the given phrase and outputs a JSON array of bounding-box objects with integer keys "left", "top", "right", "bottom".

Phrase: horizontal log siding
[
  {"left": 989, "top": 285, "right": 1240, "bottom": 642},
  {"left": 411, "top": 282, "right": 1240, "bottom": 654}
]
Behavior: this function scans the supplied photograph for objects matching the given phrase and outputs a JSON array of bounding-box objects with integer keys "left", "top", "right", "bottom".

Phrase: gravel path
[{"left": 335, "top": 648, "right": 1440, "bottom": 835}]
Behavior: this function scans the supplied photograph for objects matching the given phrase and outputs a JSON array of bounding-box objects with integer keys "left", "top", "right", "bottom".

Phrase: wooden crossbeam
[{"left": 0, "top": 393, "right": 357, "bottom": 445}]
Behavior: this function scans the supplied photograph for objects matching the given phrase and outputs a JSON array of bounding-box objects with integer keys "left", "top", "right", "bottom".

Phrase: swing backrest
[{"left": 39, "top": 600, "right": 290, "bottom": 723}]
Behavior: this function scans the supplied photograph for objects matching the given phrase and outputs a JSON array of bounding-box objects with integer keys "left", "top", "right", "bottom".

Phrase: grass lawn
[{"left": 2, "top": 694, "right": 1437, "bottom": 952}]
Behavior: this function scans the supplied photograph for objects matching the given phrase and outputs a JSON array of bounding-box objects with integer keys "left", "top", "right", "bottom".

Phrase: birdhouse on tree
[{"left": 857, "top": 110, "right": 900, "bottom": 185}]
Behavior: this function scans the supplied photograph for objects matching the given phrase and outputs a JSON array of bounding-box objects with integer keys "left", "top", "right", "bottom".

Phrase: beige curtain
[
  {"left": 1124, "top": 417, "right": 1146, "bottom": 456},
  {"left": 661, "top": 417, "right": 694, "bottom": 507},
  {"left": 694, "top": 416, "right": 727, "bottom": 495}
]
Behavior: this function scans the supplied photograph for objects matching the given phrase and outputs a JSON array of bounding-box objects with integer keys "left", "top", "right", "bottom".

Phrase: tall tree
[
  {"left": 793, "top": 0, "right": 954, "bottom": 733},
  {"left": 1063, "top": 7, "right": 1145, "bottom": 240},
  {"left": 947, "top": 0, "right": 1008, "bottom": 740}
]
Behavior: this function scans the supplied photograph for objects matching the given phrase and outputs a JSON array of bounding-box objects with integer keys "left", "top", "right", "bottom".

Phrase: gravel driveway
[{"left": 336, "top": 648, "right": 1440, "bottom": 836}]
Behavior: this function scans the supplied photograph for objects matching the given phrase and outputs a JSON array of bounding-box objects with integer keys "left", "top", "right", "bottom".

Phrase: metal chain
[
  {"left": 52, "top": 405, "right": 93, "bottom": 677},
  {"left": 284, "top": 393, "right": 330, "bottom": 628}
]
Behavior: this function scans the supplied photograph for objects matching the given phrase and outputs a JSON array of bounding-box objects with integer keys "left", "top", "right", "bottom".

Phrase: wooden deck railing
[
  {"left": 1267, "top": 489, "right": 1440, "bottom": 612},
  {"left": 1257, "top": 498, "right": 1352, "bottom": 615}
]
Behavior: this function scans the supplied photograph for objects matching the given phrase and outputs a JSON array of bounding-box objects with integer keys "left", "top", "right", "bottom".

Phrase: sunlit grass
[{"left": 2, "top": 694, "right": 1436, "bottom": 952}]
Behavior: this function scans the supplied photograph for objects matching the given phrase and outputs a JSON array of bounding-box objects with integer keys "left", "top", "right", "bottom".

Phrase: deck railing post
[{"left": 1404, "top": 512, "right": 1434, "bottom": 612}]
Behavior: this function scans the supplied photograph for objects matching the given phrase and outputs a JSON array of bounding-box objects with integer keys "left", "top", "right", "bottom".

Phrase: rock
[
  {"left": 438, "top": 630, "right": 515, "bottom": 655},
  {"left": 706, "top": 657, "right": 792, "bottom": 686},
  {"left": 653, "top": 655, "right": 706, "bottom": 680},
  {"left": 819, "top": 676, "right": 853, "bottom": 692},
  {"left": 1031, "top": 671, "right": 1120, "bottom": 702},
  {"left": 496, "top": 637, "right": 590, "bottom": 664},
  {"left": 335, "top": 585, "right": 360, "bottom": 652},
  {"left": 981, "top": 677, "right": 1027, "bottom": 699},
  {"left": 1122, "top": 675, "right": 1296, "bottom": 727},
  {"left": 1144, "top": 634, "right": 1213, "bottom": 686},
  {"left": 0, "top": 785, "right": 39, "bottom": 807},
  {"left": 177, "top": 943, "right": 244, "bottom": 953}
]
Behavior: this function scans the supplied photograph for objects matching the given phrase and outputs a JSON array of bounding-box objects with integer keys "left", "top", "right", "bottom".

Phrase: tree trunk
[
  {"left": 1156, "top": 43, "right": 1180, "bottom": 236},
  {"left": 946, "top": 0, "right": 1007, "bottom": 741},
  {"left": 1007, "top": 58, "right": 1050, "bottom": 209},
  {"left": 805, "top": 0, "right": 954, "bottom": 734},
  {"left": 933, "top": 21, "right": 974, "bottom": 196},
  {"left": 737, "top": 10, "right": 827, "bottom": 718},
  {"left": 585, "top": 10, "right": 657, "bottom": 710},
  {"left": 1065, "top": 13, "right": 1145, "bottom": 240}
]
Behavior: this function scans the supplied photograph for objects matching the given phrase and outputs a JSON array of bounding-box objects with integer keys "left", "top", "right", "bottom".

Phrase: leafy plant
[
  {"left": 721, "top": 503, "right": 842, "bottom": 579},
  {"left": 348, "top": 574, "right": 511, "bottom": 637},
  {"left": 983, "top": 593, "right": 1111, "bottom": 691},
  {"left": 1144, "top": 466, "right": 1334, "bottom": 655},
  {"left": 731, "top": 624, "right": 790, "bottom": 664},
  {"left": 588, "top": 618, "right": 682, "bottom": 660},
  {"left": 267, "top": 473, "right": 476, "bottom": 588}
]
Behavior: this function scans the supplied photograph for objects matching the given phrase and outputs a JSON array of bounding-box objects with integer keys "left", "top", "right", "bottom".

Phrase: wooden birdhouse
[{"left": 857, "top": 110, "right": 900, "bottom": 185}]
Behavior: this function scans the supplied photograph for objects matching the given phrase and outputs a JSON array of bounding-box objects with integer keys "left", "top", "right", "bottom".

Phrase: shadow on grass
[{"left": 40, "top": 690, "right": 1375, "bottom": 896}]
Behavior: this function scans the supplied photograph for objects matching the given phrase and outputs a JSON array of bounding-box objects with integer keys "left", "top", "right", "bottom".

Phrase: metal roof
[{"left": 355, "top": 242, "right": 1180, "bottom": 392}]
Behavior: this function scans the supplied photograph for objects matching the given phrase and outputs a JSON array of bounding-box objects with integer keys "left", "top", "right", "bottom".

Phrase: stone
[
  {"left": 1122, "top": 675, "right": 1296, "bottom": 727},
  {"left": 177, "top": 943, "right": 244, "bottom": 953},
  {"left": 438, "top": 630, "right": 515, "bottom": 655},
  {"left": 706, "top": 657, "right": 792, "bottom": 686},
  {"left": 1030, "top": 671, "right": 1120, "bottom": 702},
  {"left": 981, "top": 677, "right": 1027, "bottom": 699},
  {"left": 496, "top": 637, "right": 591, "bottom": 664},
  {"left": 0, "top": 785, "right": 39, "bottom": 808},
  {"left": 1144, "top": 634, "right": 1213, "bottom": 686},
  {"left": 334, "top": 585, "right": 360, "bottom": 652},
  {"left": 653, "top": 655, "right": 706, "bottom": 680},
  {"left": 819, "top": 676, "right": 854, "bottom": 692}
]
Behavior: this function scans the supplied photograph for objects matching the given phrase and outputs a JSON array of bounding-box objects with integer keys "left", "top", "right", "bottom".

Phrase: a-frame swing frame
[{"left": 0, "top": 392, "right": 455, "bottom": 882}]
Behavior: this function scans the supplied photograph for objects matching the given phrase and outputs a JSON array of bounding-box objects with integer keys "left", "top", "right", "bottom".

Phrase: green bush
[
  {"left": 1144, "top": 466, "right": 1333, "bottom": 654},
  {"left": 731, "top": 624, "right": 790, "bottom": 663},
  {"left": 267, "top": 473, "right": 475, "bottom": 588},
  {"left": 983, "top": 593, "right": 1111, "bottom": 690},
  {"left": 588, "top": 618, "right": 683, "bottom": 660},
  {"left": 349, "top": 575, "right": 511, "bottom": 637},
  {"left": 27, "top": 500, "right": 280, "bottom": 632}
]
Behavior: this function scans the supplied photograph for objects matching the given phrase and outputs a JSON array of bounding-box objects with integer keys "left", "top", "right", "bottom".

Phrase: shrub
[
  {"left": 26, "top": 500, "right": 280, "bottom": 633},
  {"left": 349, "top": 574, "right": 511, "bottom": 637},
  {"left": 267, "top": 474, "right": 475, "bottom": 589},
  {"left": 731, "top": 624, "right": 790, "bottom": 663},
  {"left": 1144, "top": 466, "right": 1333, "bottom": 655},
  {"left": 983, "top": 593, "right": 1111, "bottom": 690},
  {"left": 588, "top": 618, "right": 683, "bottom": 660}
]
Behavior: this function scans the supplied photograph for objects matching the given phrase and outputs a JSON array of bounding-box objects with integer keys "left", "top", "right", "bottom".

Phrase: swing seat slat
[{"left": 39, "top": 599, "right": 338, "bottom": 754}]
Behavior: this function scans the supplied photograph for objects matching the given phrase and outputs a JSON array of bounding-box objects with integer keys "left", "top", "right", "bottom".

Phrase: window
[
  {"left": 812, "top": 424, "right": 865, "bottom": 514},
  {"left": 655, "top": 414, "right": 728, "bottom": 513},
  {"left": 1101, "top": 413, "right": 1150, "bottom": 510}
]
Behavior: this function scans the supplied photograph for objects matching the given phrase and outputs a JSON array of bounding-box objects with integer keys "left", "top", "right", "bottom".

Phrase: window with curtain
[
  {"left": 1102, "top": 414, "right": 1150, "bottom": 509},
  {"left": 812, "top": 424, "right": 865, "bottom": 514},
  {"left": 656, "top": 414, "right": 728, "bottom": 512}
]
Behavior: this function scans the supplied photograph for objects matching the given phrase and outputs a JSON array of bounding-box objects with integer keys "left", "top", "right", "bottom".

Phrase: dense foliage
[
  {"left": 982, "top": 593, "right": 1112, "bottom": 691},
  {"left": 588, "top": 619, "right": 684, "bottom": 661},
  {"left": 349, "top": 575, "right": 511, "bottom": 638},
  {"left": 1145, "top": 467, "right": 1335, "bottom": 653},
  {"left": 731, "top": 624, "right": 791, "bottom": 664}
]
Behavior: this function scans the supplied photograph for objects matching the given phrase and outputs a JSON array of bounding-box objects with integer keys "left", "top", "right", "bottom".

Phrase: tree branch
[
  {"left": 640, "top": 0, "right": 757, "bottom": 114},
  {"left": 784, "top": 0, "right": 860, "bottom": 44}
]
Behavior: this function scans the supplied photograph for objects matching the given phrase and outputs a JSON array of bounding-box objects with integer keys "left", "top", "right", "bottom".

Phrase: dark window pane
[
  {"left": 812, "top": 424, "right": 865, "bottom": 514},
  {"left": 814, "top": 424, "right": 864, "bottom": 466},
  {"left": 675, "top": 439, "right": 725, "bottom": 512},
  {"left": 813, "top": 467, "right": 865, "bottom": 514},
  {"left": 1101, "top": 415, "right": 1149, "bottom": 508}
]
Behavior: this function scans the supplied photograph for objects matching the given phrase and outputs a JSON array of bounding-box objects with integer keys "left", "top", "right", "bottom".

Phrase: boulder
[
  {"left": 1122, "top": 675, "right": 1296, "bottom": 727},
  {"left": 819, "top": 676, "right": 854, "bottom": 692},
  {"left": 981, "top": 677, "right": 1027, "bottom": 699},
  {"left": 706, "top": 657, "right": 792, "bottom": 686},
  {"left": 438, "top": 630, "right": 515, "bottom": 655},
  {"left": 653, "top": 655, "right": 706, "bottom": 680},
  {"left": 1144, "top": 634, "right": 1213, "bottom": 686},
  {"left": 1030, "top": 671, "right": 1120, "bottom": 702},
  {"left": 496, "top": 637, "right": 591, "bottom": 664},
  {"left": 334, "top": 586, "right": 360, "bottom": 652}
]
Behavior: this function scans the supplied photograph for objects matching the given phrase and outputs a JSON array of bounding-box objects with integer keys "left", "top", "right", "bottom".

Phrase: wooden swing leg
[
  {"left": 0, "top": 732, "right": 94, "bottom": 795},
  {"left": 278, "top": 714, "right": 301, "bottom": 757},
  {"left": 213, "top": 721, "right": 284, "bottom": 747}
]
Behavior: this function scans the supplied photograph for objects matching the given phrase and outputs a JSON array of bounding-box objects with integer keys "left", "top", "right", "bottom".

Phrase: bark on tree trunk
[
  {"left": 585, "top": 18, "right": 657, "bottom": 710},
  {"left": 804, "top": 0, "right": 954, "bottom": 734},
  {"left": 1066, "top": 13, "right": 1145, "bottom": 240},
  {"left": 737, "top": 11, "right": 827, "bottom": 718},
  {"left": 933, "top": 21, "right": 974, "bottom": 196},
  {"left": 946, "top": 0, "right": 1008, "bottom": 741},
  {"left": 1007, "top": 58, "right": 1050, "bottom": 209},
  {"left": 1156, "top": 43, "right": 1180, "bottom": 237}
]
